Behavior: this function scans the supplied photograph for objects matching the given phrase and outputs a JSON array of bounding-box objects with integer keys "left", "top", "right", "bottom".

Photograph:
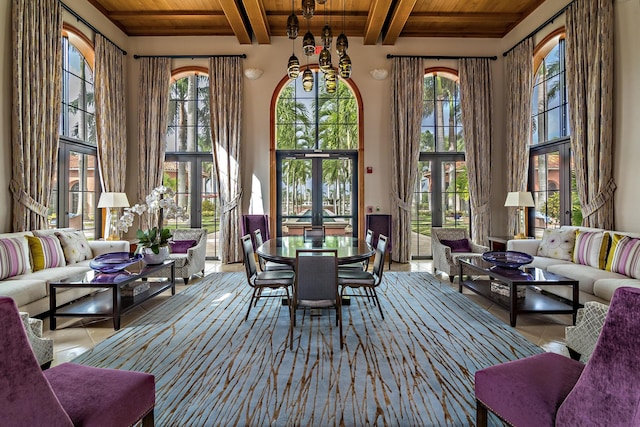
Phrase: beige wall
[{"left": 1, "top": 0, "right": 639, "bottom": 236}]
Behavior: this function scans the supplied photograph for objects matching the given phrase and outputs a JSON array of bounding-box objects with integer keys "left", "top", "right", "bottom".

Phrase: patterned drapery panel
[
  {"left": 566, "top": 0, "right": 616, "bottom": 229},
  {"left": 390, "top": 57, "right": 423, "bottom": 263},
  {"left": 209, "top": 57, "right": 243, "bottom": 263},
  {"left": 95, "top": 35, "right": 127, "bottom": 193},
  {"left": 11, "top": 0, "right": 62, "bottom": 231},
  {"left": 137, "top": 57, "right": 171, "bottom": 229},
  {"left": 505, "top": 39, "right": 533, "bottom": 236},
  {"left": 459, "top": 58, "right": 493, "bottom": 246}
]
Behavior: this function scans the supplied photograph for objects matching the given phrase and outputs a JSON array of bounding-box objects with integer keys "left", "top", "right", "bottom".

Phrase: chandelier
[{"left": 286, "top": 0, "right": 351, "bottom": 93}]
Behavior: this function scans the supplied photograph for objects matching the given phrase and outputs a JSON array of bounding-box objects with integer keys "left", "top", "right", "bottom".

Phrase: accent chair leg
[
  {"left": 142, "top": 409, "right": 155, "bottom": 427},
  {"left": 476, "top": 399, "right": 488, "bottom": 427},
  {"left": 449, "top": 275, "right": 455, "bottom": 283},
  {"left": 568, "top": 346, "right": 582, "bottom": 361},
  {"left": 183, "top": 277, "right": 189, "bottom": 285}
]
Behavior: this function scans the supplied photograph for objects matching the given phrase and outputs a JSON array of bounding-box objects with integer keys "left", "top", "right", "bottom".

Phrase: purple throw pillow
[
  {"left": 169, "top": 239, "right": 198, "bottom": 254},
  {"left": 440, "top": 238, "right": 471, "bottom": 253}
]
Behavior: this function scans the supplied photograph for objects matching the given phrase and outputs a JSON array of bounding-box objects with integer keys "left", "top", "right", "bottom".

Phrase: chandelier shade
[
  {"left": 287, "top": 54, "right": 300, "bottom": 79},
  {"left": 302, "top": 0, "right": 315, "bottom": 19},
  {"left": 286, "top": 13, "right": 299, "bottom": 39},
  {"left": 319, "top": 47, "right": 331, "bottom": 72},
  {"left": 325, "top": 68, "right": 337, "bottom": 93},
  {"left": 321, "top": 24, "right": 333, "bottom": 48},
  {"left": 303, "top": 31, "right": 316, "bottom": 56},
  {"left": 336, "top": 32, "right": 348, "bottom": 56},
  {"left": 339, "top": 53, "right": 351, "bottom": 78},
  {"left": 302, "top": 68, "right": 314, "bottom": 91}
]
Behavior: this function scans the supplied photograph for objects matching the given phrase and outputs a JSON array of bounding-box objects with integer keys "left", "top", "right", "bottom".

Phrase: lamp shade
[
  {"left": 504, "top": 191, "right": 535, "bottom": 207},
  {"left": 98, "top": 192, "right": 130, "bottom": 208}
]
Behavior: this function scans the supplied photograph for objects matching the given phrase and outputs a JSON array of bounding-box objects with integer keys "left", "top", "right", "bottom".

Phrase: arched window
[
  {"left": 272, "top": 67, "right": 362, "bottom": 237},
  {"left": 413, "top": 68, "right": 467, "bottom": 258},
  {"left": 54, "top": 25, "right": 99, "bottom": 237},
  {"left": 529, "top": 29, "right": 579, "bottom": 235},
  {"left": 165, "top": 68, "right": 219, "bottom": 259}
]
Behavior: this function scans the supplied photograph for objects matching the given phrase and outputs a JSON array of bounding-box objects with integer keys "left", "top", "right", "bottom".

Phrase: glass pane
[
  {"left": 412, "top": 160, "right": 433, "bottom": 257},
  {"left": 423, "top": 73, "right": 463, "bottom": 154},
  {"left": 281, "top": 158, "right": 312, "bottom": 236},
  {"left": 201, "top": 161, "right": 219, "bottom": 259},
  {"left": 167, "top": 75, "right": 210, "bottom": 153},
  {"left": 531, "top": 151, "right": 561, "bottom": 237},
  {"left": 68, "top": 151, "right": 97, "bottom": 238},
  {"left": 441, "top": 161, "right": 469, "bottom": 228},
  {"left": 322, "top": 158, "right": 353, "bottom": 236}
]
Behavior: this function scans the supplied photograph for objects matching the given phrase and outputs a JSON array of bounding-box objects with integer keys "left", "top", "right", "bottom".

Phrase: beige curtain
[
  {"left": 11, "top": 0, "right": 62, "bottom": 231},
  {"left": 95, "top": 34, "right": 127, "bottom": 192},
  {"left": 459, "top": 58, "right": 493, "bottom": 245},
  {"left": 209, "top": 57, "right": 243, "bottom": 263},
  {"left": 390, "top": 57, "right": 423, "bottom": 263},
  {"left": 505, "top": 39, "right": 534, "bottom": 236},
  {"left": 138, "top": 57, "right": 171, "bottom": 228},
  {"left": 566, "top": 0, "right": 615, "bottom": 229}
]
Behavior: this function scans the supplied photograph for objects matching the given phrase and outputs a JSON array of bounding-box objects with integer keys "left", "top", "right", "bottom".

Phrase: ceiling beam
[
  {"left": 243, "top": 0, "right": 271, "bottom": 44},
  {"left": 363, "top": 0, "right": 393, "bottom": 45},
  {"left": 382, "top": 0, "right": 417, "bottom": 46},
  {"left": 218, "top": 0, "right": 252, "bottom": 44}
]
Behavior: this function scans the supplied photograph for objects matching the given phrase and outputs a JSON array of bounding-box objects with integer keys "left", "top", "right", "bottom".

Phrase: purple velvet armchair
[
  {"left": 474, "top": 286, "right": 640, "bottom": 426},
  {"left": 0, "top": 296, "right": 155, "bottom": 426}
]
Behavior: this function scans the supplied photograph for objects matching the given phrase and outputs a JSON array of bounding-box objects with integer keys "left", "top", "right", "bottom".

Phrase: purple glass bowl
[
  {"left": 89, "top": 252, "right": 143, "bottom": 274},
  {"left": 482, "top": 251, "right": 533, "bottom": 269}
]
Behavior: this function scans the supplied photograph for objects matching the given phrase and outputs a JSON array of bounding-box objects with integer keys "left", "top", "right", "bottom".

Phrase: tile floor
[{"left": 43, "top": 260, "right": 571, "bottom": 367}]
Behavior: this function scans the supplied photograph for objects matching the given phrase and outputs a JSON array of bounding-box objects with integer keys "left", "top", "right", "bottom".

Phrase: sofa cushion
[
  {"left": 440, "top": 238, "right": 471, "bottom": 253},
  {"left": 605, "top": 234, "right": 640, "bottom": 279},
  {"left": 548, "top": 263, "right": 625, "bottom": 295},
  {"left": 528, "top": 256, "right": 573, "bottom": 270},
  {"left": 54, "top": 231, "right": 93, "bottom": 264},
  {"left": 9, "top": 266, "right": 91, "bottom": 291},
  {"left": 0, "top": 237, "right": 32, "bottom": 280},
  {"left": 26, "top": 235, "right": 66, "bottom": 271},
  {"left": 573, "top": 230, "right": 610, "bottom": 270},
  {"left": 169, "top": 239, "right": 197, "bottom": 254},
  {"left": 593, "top": 278, "right": 640, "bottom": 302},
  {"left": 537, "top": 228, "right": 576, "bottom": 261},
  {"left": 0, "top": 279, "right": 47, "bottom": 307}
]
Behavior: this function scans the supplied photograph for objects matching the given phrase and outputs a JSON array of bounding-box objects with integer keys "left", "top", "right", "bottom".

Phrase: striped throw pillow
[
  {"left": 605, "top": 234, "right": 640, "bottom": 279},
  {"left": 0, "top": 237, "right": 32, "bottom": 280},
  {"left": 573, "top": 230, "right": 610, "bottom": 269},
  {"left": 26, "top": 235, "right": 66, "bottom": 271}
]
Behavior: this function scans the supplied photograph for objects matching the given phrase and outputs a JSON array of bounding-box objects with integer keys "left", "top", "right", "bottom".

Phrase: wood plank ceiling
[{"left": 86, "top": 0, "right": 548, "bottom": 45}]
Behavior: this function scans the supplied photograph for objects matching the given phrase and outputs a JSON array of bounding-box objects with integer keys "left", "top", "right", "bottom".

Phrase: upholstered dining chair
[
  {"left": 475, "top": 286, "right": 640, "bottom": 427},
  {"left": 340, "top": 229, "right": 375, "bottom": 271},
  {"left": 253, "top": 229, "right": 293, "bottom": 271},
  {"left": 338, "top": 234, "right": 388, "bottom": 319},
  {"left": 0, "top": 296, "right": 155, "bottom": 426},
  {"left": 241, "top": 234, "right": 295, "bottom": 321},
  {"left": 290, "top": 249, "right": 341, "bottom": 350},
  {"left": 431, "top": 227, "right": 489, "bottom": 282},
  {"left": 303, "top": 226, "right": 325, "bottom": 241}
]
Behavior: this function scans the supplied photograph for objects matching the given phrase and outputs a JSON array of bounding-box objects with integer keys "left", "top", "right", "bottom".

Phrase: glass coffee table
[
  {"left": 458, "top": 257, "right": 579, "bottom": 327},
  {"left": 49, "top": 260, "right": 175, "bottom": 330}
]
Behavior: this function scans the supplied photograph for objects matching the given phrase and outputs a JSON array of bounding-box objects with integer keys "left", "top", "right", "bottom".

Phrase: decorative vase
[{"left": 141, "top": 246, "right": 170, "bottom": 265}]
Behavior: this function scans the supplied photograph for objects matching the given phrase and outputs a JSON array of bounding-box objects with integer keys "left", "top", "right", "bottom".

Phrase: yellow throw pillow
[{"left": 26, "top": 235, "right": 66, "bottom": 271}]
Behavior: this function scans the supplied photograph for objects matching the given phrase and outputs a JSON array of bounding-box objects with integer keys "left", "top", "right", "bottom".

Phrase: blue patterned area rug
[{"left": 73, "top": 272, "right": 542, "bottom": 426}]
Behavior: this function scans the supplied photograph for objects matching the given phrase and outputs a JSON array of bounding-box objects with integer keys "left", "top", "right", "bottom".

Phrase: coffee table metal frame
[
  {"left": 458, "top": 257, "right": 579, "bottom": 327},
  {"left": 49, "top": 260, "right": 175, "bottom": 330}
]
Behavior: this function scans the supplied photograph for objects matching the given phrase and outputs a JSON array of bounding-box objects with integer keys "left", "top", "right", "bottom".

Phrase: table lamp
[
  {"left": 504, "top": 191, "right": 535, "bottom": 239},
  {"left": 98, "top": 192, "right": 130, "bottom": 241}
]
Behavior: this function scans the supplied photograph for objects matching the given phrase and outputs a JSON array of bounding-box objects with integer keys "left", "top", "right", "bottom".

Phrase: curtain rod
[
  {"left": 502, "top": 0, "right": 574, "bottom": 57},
  {"left": 60, "top": 2, "right": 127, "bottom": 55},
  {"left": 386, "top": 54, "right": 497, "bottom": 60},
  {"left": 133, "top": 54, "right": 247, "bottom": 59}
]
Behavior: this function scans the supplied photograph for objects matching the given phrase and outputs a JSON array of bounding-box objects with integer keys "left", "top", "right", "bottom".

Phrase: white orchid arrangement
[{"left": 118, "top": 186, "right": 189, "bottom": 254}]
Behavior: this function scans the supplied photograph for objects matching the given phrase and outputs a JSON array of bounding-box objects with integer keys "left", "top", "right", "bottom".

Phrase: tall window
[
  {"left": 412, "top": 69, "right": 467, "bottom": 258},
  {"left": 54, "top": 26, "right": 99, "bottom": 238},
  {"left": 529, "top": 30, "right": 579, "bottom": 237},
  {"left": 166, "top": 69, "right": 219, "bottom": 259},
  {"left": 273, "top": 68, "right": 361, "bottom": 237}
]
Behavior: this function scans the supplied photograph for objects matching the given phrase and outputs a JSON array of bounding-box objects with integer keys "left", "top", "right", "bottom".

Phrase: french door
[
  {"left": 412, "top": 154, "right": 468, "bottom": 258},
  {"left": 276, "top": 151, "right": 357, "bottom": 237}
]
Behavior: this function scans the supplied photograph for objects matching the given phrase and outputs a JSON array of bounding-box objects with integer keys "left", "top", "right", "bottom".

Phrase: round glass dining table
[{"left": 256, "top": 235, "right": 374, "bottom": 266}]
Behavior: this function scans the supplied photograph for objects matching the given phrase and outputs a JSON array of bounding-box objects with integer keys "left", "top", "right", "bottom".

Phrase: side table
[{"left": 487, "top": 236, "right": 511, "bottom": 251}]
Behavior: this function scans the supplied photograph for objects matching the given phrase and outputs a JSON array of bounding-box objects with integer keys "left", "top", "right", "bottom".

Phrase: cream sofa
[
  {"left": 507, "top": 226, "right": 640, "bottom": 305},
  {"left": 0, "top": 228, "right": 129, "bottom": 316}
]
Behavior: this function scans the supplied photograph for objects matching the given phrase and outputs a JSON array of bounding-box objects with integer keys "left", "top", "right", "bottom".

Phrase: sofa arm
[
  {"left": 89, "top": 240, "right": 130, "bottom": 257},
  {"left": 506, "top": 239, "right": 541, "bottom": 256}
]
